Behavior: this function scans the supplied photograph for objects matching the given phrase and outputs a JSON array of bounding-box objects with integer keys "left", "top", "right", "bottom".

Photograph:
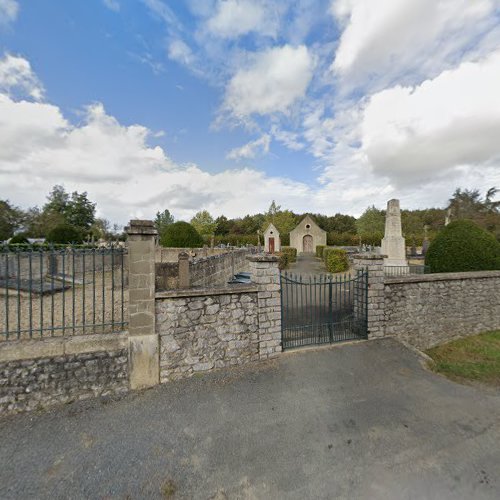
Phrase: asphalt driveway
[{"left": 1, "top": 339, "right": 500, "bottom": 499}]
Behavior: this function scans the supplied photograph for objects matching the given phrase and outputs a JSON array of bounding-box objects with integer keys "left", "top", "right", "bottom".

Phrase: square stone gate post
[
  {"left": 353, "top": 253, "right": 386, "bottom": 339},
  {"left": 126, "top": 220, "right": 159, "bottom": 389},
  {"left": 247, "top": 254, "right": 282, "bottom": 359}
]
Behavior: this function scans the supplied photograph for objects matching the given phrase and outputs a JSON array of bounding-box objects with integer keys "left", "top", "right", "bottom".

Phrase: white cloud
[
  {"left": 103, "top": 0, "right": 120, "bottom": 13},
  {"left": 331, "top": 0, "right": 497, "bottom": 86},
  {"left": 0, "top": 55, "right": 318, "bottom": 223},
  {"left": 206, "top": 0, "right": 278, "bottom": 39},
  {"left": 226, "top": 134, "right": 271, "bottom": 160},
  {"left": 224, "top": 45, "right": 315, "bottom": 118},
  {"left": 270, "top": 125, "right": 305, "bottom": 151},
  {"left": 0, "top": 0, "right": 18, "bottom": 26},
  {"left": 361, "top": 50, "right": 500, "bottom": 183},
  {"left": 0, "top": 53, "right": 43, "bottom": 100},
  {"left": 167, "top": 39, "right": 195, "bottom": 66}
]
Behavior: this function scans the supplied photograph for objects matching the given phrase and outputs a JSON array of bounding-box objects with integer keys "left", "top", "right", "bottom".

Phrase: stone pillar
[
  {"left": 126, "top": 220, "right": 159, "bottom": 390},
  {"left": 178, "top": 252, "right": 190, "bottom": 289},
  {"left": 353, "top": 253, "right": 386, "bottom": 339},
  {"left": 247, "top": 255, "right": 282, "bottom": 359},
  {"left": 381, "top": 199, "right": 408, "bottom": 267}
]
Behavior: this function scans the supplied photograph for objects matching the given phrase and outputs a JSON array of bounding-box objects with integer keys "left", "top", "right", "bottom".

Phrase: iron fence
[
  {"left": 0, "top": 244, "right": 128, "bottom": 341},
  {"left": 384, "top": 264, "right": 430, "bottom": 277}
]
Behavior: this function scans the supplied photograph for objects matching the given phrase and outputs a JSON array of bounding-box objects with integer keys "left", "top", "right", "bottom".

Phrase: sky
[{"left": 0, "top": 0, "right": 499, "bottom": 225}]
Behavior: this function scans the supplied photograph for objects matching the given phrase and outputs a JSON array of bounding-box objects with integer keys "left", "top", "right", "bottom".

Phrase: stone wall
[
  {"left": 155, "top": 248, "right": 251, "bottom": 291},
  {"left": 156, "top": 285, "right": 259, "bottom": 382},
  {"left": 384, "top": 271, "right": 500, "bottom": 349},
  {"left": 190, "top": 249, "right": 250, "bottom": 288},
  {"left": 0, "top": 334, "right": 129, "bottom": 415},
  {"left": 156, "top": 247, "right": 231, "bottom": 263},
  {"left": 156, "top": 254, "right": 281, "bottom": 382}
]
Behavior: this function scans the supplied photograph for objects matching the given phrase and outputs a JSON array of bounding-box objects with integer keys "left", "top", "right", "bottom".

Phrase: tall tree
[
  {"left": 65, "top": 191, "right": 96, "bottom": 229},
  {"left": 215, "top": 215, "right": 231, "bottom": 235},
  {"left": 0, "top": 200, "right": 24, "bottom": 241},
  {"left": 356, "top": 206, "right": 385, "bottom": 235},
  {"left": 154, "top": 209, "right": 175, "bottom": 236},
  {"left": 190, "top": 210, "right": 217, "bottom": 238}
]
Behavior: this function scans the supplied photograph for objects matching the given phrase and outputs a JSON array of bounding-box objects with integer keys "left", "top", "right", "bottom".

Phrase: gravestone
[{"left": 381, "top": 199, "right": 408, "bottom": 267}]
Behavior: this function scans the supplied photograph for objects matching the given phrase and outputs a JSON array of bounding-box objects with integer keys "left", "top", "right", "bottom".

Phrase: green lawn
[{"left": 426, "top": 330, "right": 500, "bottom": 386}]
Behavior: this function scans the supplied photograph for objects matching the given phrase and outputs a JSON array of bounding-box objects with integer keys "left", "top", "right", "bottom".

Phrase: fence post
[
  {"left": 178, "top": 252, "right": 190, "bottom": 289},
  {"left": 353, "top": 253, "right": 386, "bottom": 339},
  {"left": 247, "top": 254, "right": 282, "bottom": 359},
  {"left": 126, "top": 220, "right": 159, "bottom": 389}
]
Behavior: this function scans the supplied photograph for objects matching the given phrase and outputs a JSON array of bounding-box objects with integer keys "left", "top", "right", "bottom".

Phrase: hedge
[
  {"left": 323, "top": 247, "right": 350, "bottom": 273},
  {"left": 425, "top": 219, "right": 500, "bottom": 273},
  {"left": 316, "top": 245, "right": 326, "bottom": 258},
  {"left": 281, "top": 246, "right": 297, "bottom": 263}
]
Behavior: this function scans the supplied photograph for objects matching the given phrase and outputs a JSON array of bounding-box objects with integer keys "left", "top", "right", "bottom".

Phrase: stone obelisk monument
[{"left": 381, "top": 199, "right": 408, "bottom": 267}]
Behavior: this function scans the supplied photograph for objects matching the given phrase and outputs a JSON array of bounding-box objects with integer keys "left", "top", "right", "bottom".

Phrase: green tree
[
  {"left": 42, "top": 185, "right": 96, "bottom": 233},
  {"left": 44, "top": 185, "right": 70, "bottom": 216},
  {"left": 46, "top": 224, "right": 84, "bottom": 244},
  {"left": 65, "top": 191, "right": 96, "bottom": 229},
  {"left": 356, "top": 206, "right": 385, "bottom": 235},
  {"left": 154, "top": 209, "right": 175, "bottom": 236},
  {"left": 215, "top": 215, "right": 231, "bottom": 235},
  {"left": 190, "top": 210, "right": 217, "bottom": 239},
  {"left": 447, "top": 187, "right": 500, "bottom": 239},
  {"left": 0, "top": 200, "right": 24, "bottom": 241},
  {"left": 160, "top": 221, "right": 203, "bottom": 248},
  {"left": 263, "top": 201, "right": 297, "bottom": 235}
]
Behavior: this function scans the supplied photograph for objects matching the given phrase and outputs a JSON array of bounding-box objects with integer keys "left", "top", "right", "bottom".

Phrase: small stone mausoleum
[
  {"left": 289, "top": 215, "right": 327, "bottom": 254},
  {"left": 264, "top": 223, "right": 280, "bottom": 253}
]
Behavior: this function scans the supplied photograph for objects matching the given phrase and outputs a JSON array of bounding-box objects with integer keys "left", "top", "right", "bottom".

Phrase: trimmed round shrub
[
  {"left": 425, "top": 220, "right": 500, "bottom": 273},
  {"left": 46, "top": 224, "right": 84, "bottom": 244},
  {"left": 160, "top": 221, "right": 204, "bottom": 248},
  {"left": 324, "top": 248, "right": 350, "bottom": 273},
  {"left": 9, "top": 233, "right": 29, "bottom": 244}
]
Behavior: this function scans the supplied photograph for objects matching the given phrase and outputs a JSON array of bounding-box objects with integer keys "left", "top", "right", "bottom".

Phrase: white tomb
[{"left": 381, "top": 199, "right": 408, "bottom": 268}]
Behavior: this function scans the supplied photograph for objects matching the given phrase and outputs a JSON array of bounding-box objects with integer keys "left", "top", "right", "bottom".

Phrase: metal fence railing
[
  {"left": 384, "top": 264, "right": 430, "bottom": 277},
  {"left": 0, "top": 244, "right": 128, "bottom": 341}
]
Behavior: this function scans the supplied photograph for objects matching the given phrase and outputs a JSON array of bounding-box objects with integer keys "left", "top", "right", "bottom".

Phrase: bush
[
  {"left": 316, "top": 245, "right": 325, "bottom": 258},
  {"left": 358, "top": 232, "right": 383, "bottom": 246},
  {"left": 281, "top": 246, "right": 297, "bottom": 263},
  {"left": 323, "top": 248, "right": 350, "bottom": 273},
  {"left": 46, "top": 224, "right": 84, "bottom": 244},
  {"left": 214, "top": 234, "right": 259, "bottom": 246},
  {"left": 276, "top": 251, "right": 290, "bottom": 270},
  {"left": 9, "top": 233, "right": 29, "bottom": 244},
  {"left": 425, "top": 220, "right": 500, "bottom": 273},
  {"left": 327, "top": 232, "right": 359, "bottom": 246},
  {"left": 160, "top": 221, "right": 204, "bottom": 248}
]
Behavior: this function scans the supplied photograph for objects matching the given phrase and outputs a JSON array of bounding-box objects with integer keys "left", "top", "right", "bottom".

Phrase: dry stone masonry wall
[
  {"left": 156, "top": 287, "right": 259, "bottom": 382},
  {"left": 384, "top": 271, "right": 500, "bottom": 349},
  {"left": 0, "top": 349, "right": 128, "bottom": 414}
]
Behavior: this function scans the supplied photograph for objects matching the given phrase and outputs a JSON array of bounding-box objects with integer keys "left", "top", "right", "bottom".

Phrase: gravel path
[{"left": 1, "top": 339, "right": 500, "bottom": 499}]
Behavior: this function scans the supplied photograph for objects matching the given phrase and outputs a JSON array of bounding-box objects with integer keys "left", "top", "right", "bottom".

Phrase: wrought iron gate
[{"left": 280, "top": 270, "right": 368, "bottom": 350}]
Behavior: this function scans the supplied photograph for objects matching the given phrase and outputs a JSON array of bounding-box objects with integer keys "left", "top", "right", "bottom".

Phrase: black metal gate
[{"left": 280, "top": 270, "right": 368, "bottom": 350}]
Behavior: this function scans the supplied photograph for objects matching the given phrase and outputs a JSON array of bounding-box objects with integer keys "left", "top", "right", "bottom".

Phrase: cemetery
[{"left": 1, "top": 203, "right": 500, "bottom": 415}]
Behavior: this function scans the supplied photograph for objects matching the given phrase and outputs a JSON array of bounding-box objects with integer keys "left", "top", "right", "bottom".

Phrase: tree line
[
  {"left": 1, "top": 186, "right": 499, "bottom": 246},
  {"left": 0, "top": 185, "right": 122, "bottom": 244}
]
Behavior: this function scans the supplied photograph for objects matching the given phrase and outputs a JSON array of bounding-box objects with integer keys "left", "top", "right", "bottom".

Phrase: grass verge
[{"left": 426, "top": 330, "right": 500, "bottom": 386}]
